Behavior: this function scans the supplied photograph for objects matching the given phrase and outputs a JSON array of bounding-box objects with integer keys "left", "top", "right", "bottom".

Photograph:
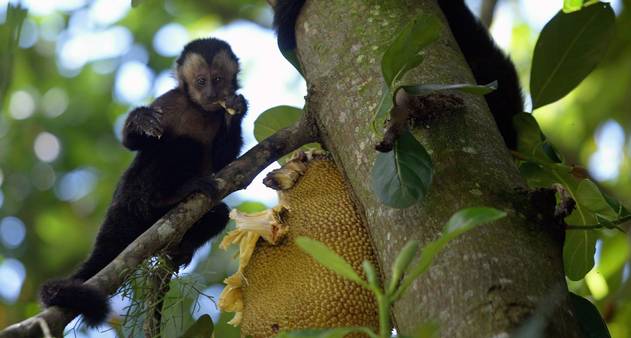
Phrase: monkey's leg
[
  {"left": 71, "top": 219, "right": 143, "bottom": 281},
  {"left": 122, "top": 106, "right": 164, "bottom": 151},
  {"left": 168, "top": 202, "right": 230, "bottom": 267}
]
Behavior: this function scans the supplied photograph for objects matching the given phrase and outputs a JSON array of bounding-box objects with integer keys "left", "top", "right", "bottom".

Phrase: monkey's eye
[
  {"left": 212, "top": 76, "right": 222, "bottom": 84},
  {"left": 196, "top": 78, "right": 207, "bottom": 86}
]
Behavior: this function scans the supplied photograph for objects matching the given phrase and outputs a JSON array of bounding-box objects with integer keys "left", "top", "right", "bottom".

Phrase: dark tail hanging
[
  {"left": 273, "top": 0, "right": 307, "bottom": 51},
  {"left": 40, "top": 279, "right": 109, "bottom": 327},
  {"left": 437, "top": 0, "right": 524, "bottom": 149}
]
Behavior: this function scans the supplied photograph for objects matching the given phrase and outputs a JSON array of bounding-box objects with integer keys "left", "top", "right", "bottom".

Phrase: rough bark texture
[{"left": 297, "top": 0, "right": 582, "bottom": 337}]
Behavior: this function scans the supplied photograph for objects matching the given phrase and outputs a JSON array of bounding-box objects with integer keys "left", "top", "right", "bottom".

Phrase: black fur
[
  {"left": 40, "top": 279, "right": 109, "bottom": 327},
  {"left": 273, "top": 0, "right": 523, "bottom": 149},
  {"left": 437, "top": 0, "right": 523, "bottom": 149},
  {"left": 40, "top": 38, "right": 246, "bottom": 326},
  {"left": 273, "top": 0, "right": 307, "bottom": 51}
]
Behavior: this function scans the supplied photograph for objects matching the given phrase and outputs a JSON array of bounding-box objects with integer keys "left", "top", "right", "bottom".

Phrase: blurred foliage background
[{"left": 0, "top": 0, "right": 629, "bottom": 337}]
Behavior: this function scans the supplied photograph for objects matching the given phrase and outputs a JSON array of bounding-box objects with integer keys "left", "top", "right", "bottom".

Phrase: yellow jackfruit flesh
[{"left": 219, "top": 152, "right": 379, "bottom": 337}]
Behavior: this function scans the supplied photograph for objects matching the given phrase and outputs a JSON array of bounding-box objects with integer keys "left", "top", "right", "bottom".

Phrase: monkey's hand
[
  {"left": 125, "top": 107, "right": 164, "bottom": 138},
  {"left": 122, "top": 107, "right": 164, "bottom": 150},
  {"left": 220, "top": 94, "right": 246, "bottom": 116}
]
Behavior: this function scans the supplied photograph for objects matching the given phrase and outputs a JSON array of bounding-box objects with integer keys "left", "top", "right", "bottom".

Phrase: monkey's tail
[
  {"left": 437, "top": 0, "right": 524, "bottom": 149},
  {"left": 273, "top": 0, "right": 307, "bottom": 51},
  {"left": 40, "top": 279, "right": 110, "bottom": 327}
]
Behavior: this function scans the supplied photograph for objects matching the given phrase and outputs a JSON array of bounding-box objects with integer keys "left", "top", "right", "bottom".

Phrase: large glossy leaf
[
  {"left": 253, "top": 105, "right": 303, "bottom": 142},
  {"left": 513, "top": 113, "right": 561, "bottom": 163},
  {"left": 570, "top": 293, "right": 611, "bottom": 338},
  {"left": 530, "top": 3, "right": 615, "bottom": 109},
  {"left": 564, "top": 230, "right": 598, "bottom": 281},
  {"left": 295, "top": 237, "right": 367, "bottom": 287},
  {"left": 575, "top": 179, "right": 617, "bottom": 219},
  {"left": 381, "top": 14, "right": 441, "bottom": 87},
  {"left": 371, "top": 130, "right": 432, "bottom": 208}
]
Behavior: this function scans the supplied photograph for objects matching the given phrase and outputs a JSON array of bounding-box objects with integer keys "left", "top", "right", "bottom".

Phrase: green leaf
[
  {"left": 513, "top": 113, "right": 558, "bottom": 163},
  {"left": 254, "top": 105, "right": 319, "bottom": 163},
  {"left": 575, "top": 180, "right": 617, "bottom": 219},
  {"left": 179, "top": 314, "right": 214, "bottom": 338},
  {"left": 362, "top": 260, "right": 380, "bottom": 291},
  {"left": 276, "top": 327, "right": 372, "bottom": 338},
  {"left": 131, "top": 0, "right": 143, "bottom": 7},
  {"left": 295, "top": 237, "right": 367, "bottom": 287},
  {"left": 381, "top": 14, "right": 441, "bottom": 87},
  {"left": 394, "top": 208, "right": 506, "bottom": 299},
  {"left": 441, "top": 207, "right": 507, "bottom": 242},
  {"left": 569, "top": 293, "right": 611, "bottom": 338},
  {"left": 399, "top": 81, "right": 497, "bottom": 96},
  {"left": 564, "top": 230, "right": 597, "bottom": 281},
  {"left": 254, "top": 105, "right": 303, "bottom": 142},
  {"left": 388, "top": 240, "right": 419, "bottom": 294},
  {"left": 371, "top": 130, "right": 432, "bottom": 208},
  {"left": 530, "top": 3, "right": 615, "bottom": 109}
]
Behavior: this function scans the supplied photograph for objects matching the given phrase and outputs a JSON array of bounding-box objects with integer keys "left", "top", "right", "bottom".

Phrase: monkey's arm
[
  {"left": 122, "top": 106, "right": 164, "bottom": 151},
  {"left": 212, "top": 94, "right": 247, "bottom": 171}
]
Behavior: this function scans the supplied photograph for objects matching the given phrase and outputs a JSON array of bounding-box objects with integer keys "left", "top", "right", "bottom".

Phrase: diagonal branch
[{"left": 0, "top": 114, "right": 319, "bottom": 338}]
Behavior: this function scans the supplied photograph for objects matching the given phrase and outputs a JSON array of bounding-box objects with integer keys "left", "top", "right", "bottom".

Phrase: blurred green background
[{"left": 0, "top": 0, "right": 629, "bottom": 337}]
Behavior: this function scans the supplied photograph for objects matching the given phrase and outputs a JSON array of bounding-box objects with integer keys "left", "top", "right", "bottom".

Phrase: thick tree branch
[{"left": 0, "top": 114, "right": 318, "bottom": 338}]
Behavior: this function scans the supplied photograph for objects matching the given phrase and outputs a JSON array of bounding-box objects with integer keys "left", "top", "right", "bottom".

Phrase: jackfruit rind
[
  {"left": 220, "top": 153, "right": 379, "bottom": 337},
  {"left": 218, "top": 205, "right": 290, "bottom": 325}
]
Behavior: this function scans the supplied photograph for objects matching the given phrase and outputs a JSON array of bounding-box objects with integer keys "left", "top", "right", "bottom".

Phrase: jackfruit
[{"left": 219, "top": 151, "right": 379, "bottom": 337}]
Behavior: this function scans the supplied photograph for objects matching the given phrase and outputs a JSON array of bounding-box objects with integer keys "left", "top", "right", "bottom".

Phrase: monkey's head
[{"left": 176, "top": 38, "right": 240, "bottom": 112}]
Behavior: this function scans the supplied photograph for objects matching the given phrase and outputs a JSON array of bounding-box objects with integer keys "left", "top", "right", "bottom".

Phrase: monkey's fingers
[
  {"left": 219, "top": 94, "right": 246, "bottom": 116},
  {"left": 217, "top": 101, "right": 237, "bottom": 115},
  {"left": 137, "top": 109, "right": 164, "bottom": 138}
]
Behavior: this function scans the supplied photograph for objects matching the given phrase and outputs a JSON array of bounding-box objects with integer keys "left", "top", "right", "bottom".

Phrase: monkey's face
[{"left": 178, "top": 50, "right": 238, "bottom": 112}]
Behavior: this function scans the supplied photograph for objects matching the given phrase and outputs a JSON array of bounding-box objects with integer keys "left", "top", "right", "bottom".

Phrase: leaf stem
[
  {"left": 376, "top": 292, "right": 392, "bottom": 338},
  {"left": 566, "top": 214, "right": 631, "bottom": 231}
]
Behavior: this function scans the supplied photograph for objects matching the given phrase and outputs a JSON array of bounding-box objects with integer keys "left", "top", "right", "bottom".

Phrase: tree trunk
[{"left": 296, "top": 0, "right": 583, "bottom": 336}]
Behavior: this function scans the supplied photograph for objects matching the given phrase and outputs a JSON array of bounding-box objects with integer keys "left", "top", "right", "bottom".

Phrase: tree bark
[{"left": 296, "top": 0, "right": 582, "bottom": 337}]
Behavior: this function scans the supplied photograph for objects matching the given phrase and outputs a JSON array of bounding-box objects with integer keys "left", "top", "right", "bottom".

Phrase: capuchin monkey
[
  {"left": 273, "top": 0, "right": 523, "bottom": 149},
  {"left": 40, "top": 37, "right": 247, "bottom": 326}
]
